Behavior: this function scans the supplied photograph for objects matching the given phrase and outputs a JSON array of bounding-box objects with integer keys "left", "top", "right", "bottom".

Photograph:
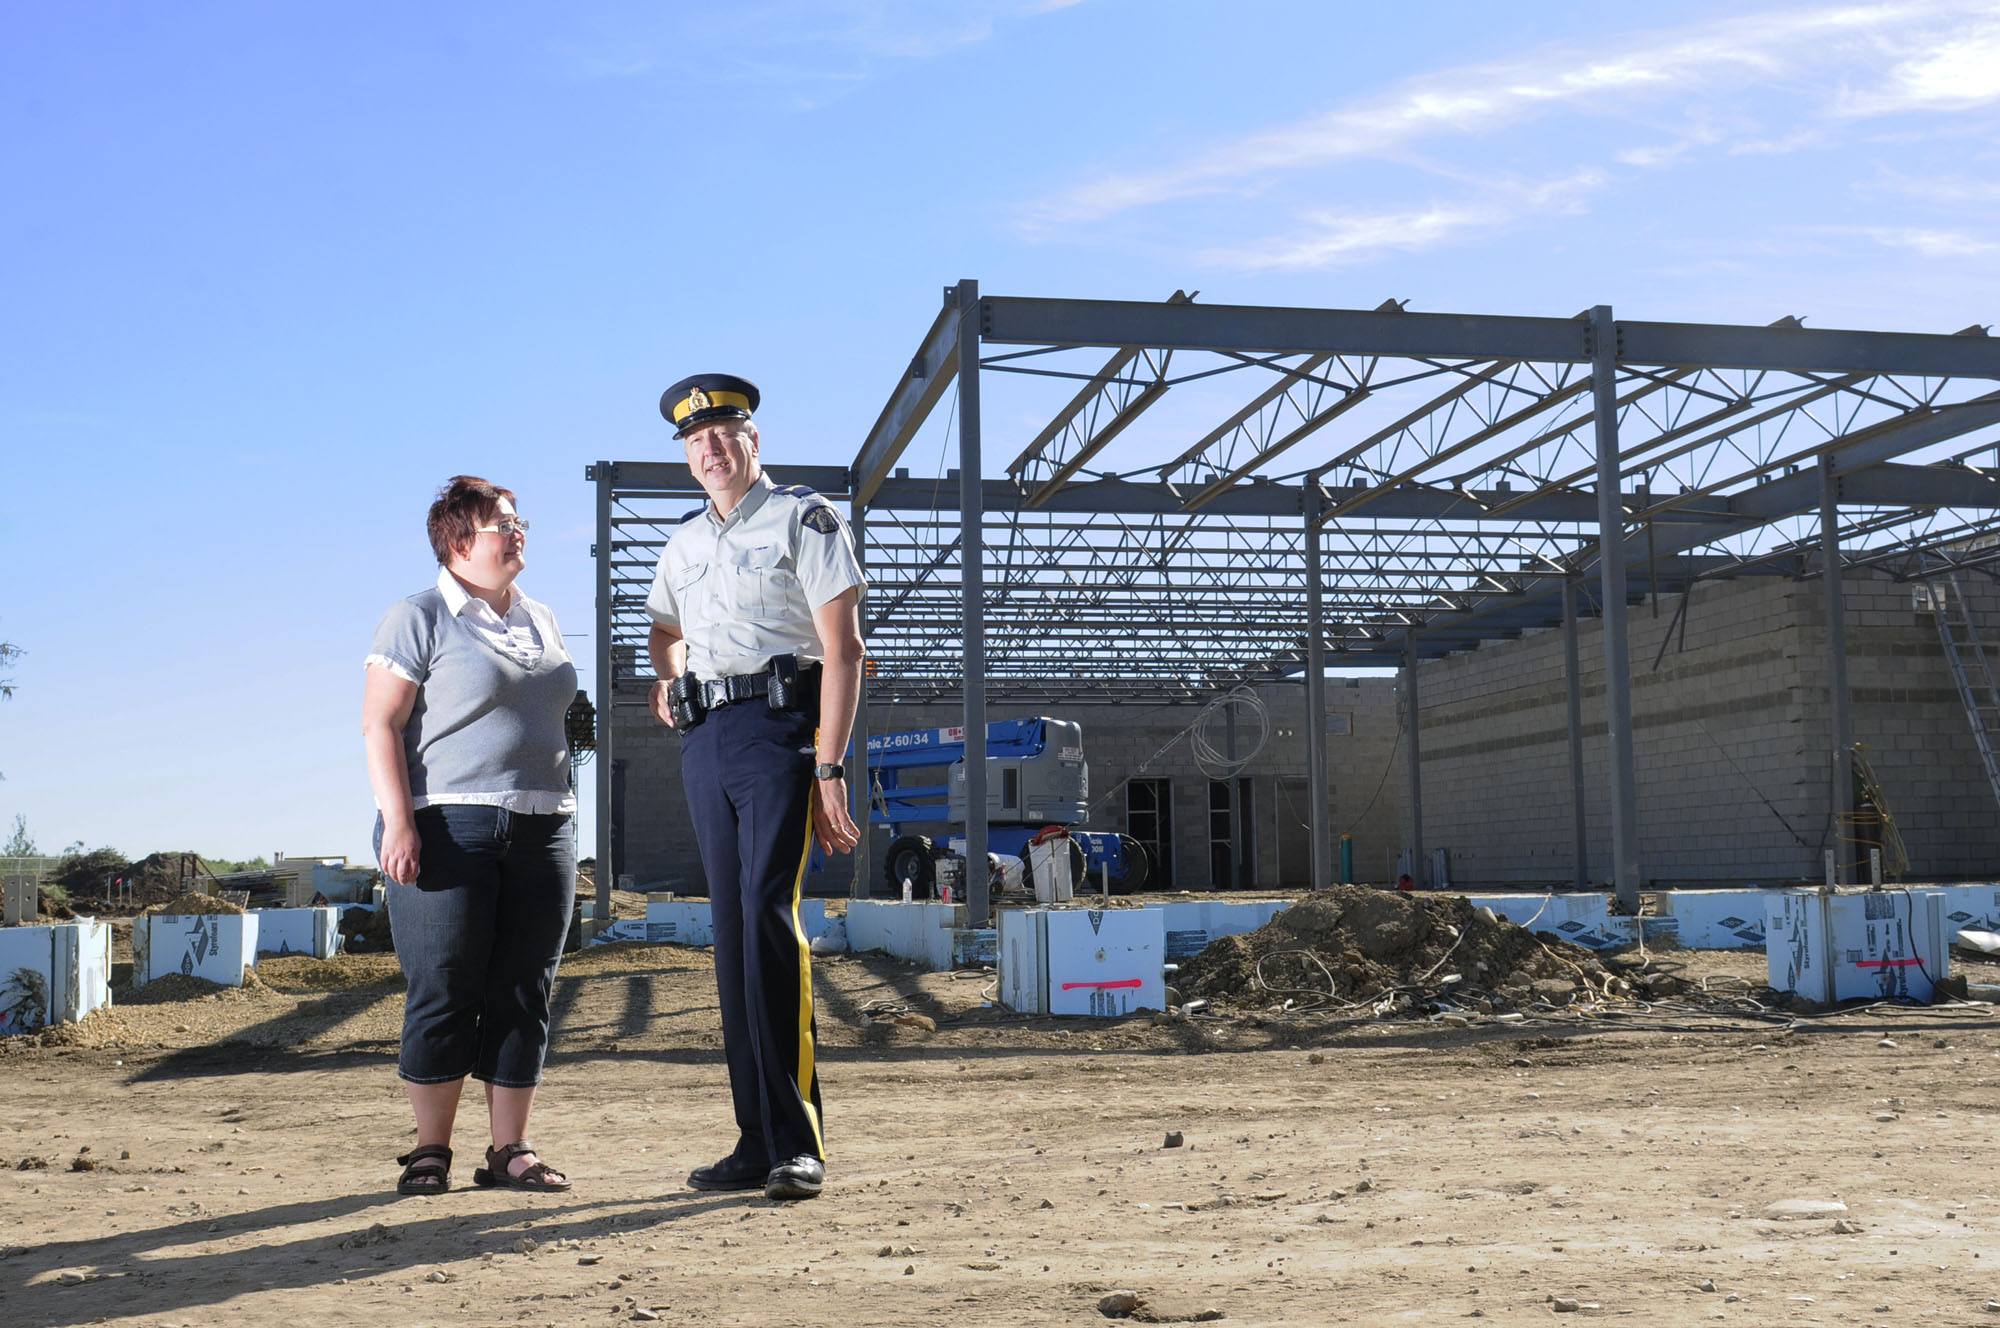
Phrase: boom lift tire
[{"left": 884, "top": 834, "right": 937, "bottom": 899}]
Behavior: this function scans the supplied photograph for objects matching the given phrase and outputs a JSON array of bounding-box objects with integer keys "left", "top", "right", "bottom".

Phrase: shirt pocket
[
  {"left": 669, "top": 561, "right": 709, "bottom": 629},
  {"left": 724, "top": 544, "right": 794, "bottom": 620}
]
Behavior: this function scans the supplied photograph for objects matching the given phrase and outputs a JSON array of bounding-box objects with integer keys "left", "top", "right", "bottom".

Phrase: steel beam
[
  {"left": 1304, "top": 487, "right": 1330, "bottom": 891},
  {"left": 982, "top": 296, "right": 1587, "bottom": 362},
  {"left": 955, "top": 280, "right": 990, "bottom": 927},
  {"left": 1619, "top": 319, "right": 1999, "bottom": 377},
  {"left": 853, "top": 299, "right": 961, "bottom": 506},
  {"left": 606, "top": 461, "right": 852, "bottom": 497},
  {"left": 1403, "top": 634, "right": 1424, "bottom": 887},
  {"left": 1820, "top": 457, "right": 1855, "bottom": 883},
  {"left": 977, "top": 295, "right": 2000, "bottom": 377},
  {"left": 592, "top": 461, "right": 615, "bottom": 923},
  {"left": 851, "top": 496, "right": 872, "bottom": 901},
  {"left": 1590, "top": 308, "right": 1643, "bottom": 915},
  {"left": 856, "top": 463, "right": 2000, "bottom": 522}
]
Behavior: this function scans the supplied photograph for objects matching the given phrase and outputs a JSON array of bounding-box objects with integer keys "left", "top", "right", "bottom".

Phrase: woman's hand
[{"left": 380, "top": 817, "right": 422, "bottom": 885}]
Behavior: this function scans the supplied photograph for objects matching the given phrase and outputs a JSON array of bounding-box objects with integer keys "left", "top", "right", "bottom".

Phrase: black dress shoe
[
  {"left": 687, "top": 1154, "right": 767, "bottom": 1192},
  {"left": 764, "top": 1155, "right": 824, "bottom": 1201}
]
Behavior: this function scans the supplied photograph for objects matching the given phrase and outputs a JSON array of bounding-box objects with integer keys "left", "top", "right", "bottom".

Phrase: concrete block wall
[
  {"left": 1795, "top": 571, "right": 2000, "bottom": 879},
  {"left": 1413, "top": 576, "right": 1817, "bottom": 885}
]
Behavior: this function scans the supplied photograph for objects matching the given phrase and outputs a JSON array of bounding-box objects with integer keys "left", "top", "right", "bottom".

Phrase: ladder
[{"left": 1932, "top": 572, "right": 2000, "bottom": 809}]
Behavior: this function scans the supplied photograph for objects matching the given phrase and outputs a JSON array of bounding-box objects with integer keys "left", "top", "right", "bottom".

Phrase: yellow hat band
[{"left": 671, "top": 389, "right": 753, "bottom": 425}]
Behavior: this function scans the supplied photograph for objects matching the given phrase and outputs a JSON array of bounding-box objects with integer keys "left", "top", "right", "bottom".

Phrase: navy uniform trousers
[{"left": 681, "top": 694, "right": 826, "bottom": 1167}]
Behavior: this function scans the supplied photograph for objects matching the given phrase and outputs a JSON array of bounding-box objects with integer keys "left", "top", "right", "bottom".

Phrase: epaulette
[
  {"left": 771, "top": 483, "right": 821, "bottom": 500},
  {"left": 676, "top": 507, "right": 704, "bottom": 524}
]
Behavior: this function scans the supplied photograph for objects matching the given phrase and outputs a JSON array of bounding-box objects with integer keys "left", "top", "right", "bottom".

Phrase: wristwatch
[{"left": 813, "top": 763, "right": 845, "bottom": 781}]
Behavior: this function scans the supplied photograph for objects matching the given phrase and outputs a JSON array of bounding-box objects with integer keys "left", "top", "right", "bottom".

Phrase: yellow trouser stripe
[{"left": 789, "top": 804, "right": 825, "bottom": 1157}]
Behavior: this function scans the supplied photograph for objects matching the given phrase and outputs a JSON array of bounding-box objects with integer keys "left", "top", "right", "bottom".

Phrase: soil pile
[
  {"left": 142, "top": 892, "right": 244, "bottom": 917},
  {"left": 338, "top": 904, "right": 394, "bottom": 953},
  {"left": 122, "top": 968, "right": 271, "bottom": 1005},
  {"left": 1176, "top": 887, "right": 1609, "bottom": 1013},
  {"left": 123, "top": 855, "right": 210, "bottom": 907},
  {"left": 51, "top": 851, "right": 213, "bottom": 909},
  {"left": 47, "top": 848, "right": 131, "bottom": 897}
]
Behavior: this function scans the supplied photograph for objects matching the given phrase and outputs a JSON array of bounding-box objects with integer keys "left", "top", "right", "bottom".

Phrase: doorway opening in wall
[
  {"left": 1276, "top": 777, "right": 1311, "bottom": 887},
  {"left": 1209, "top": 777, "right": 1257, "bottom": 889},
  {"left": 1126, "top": 778, "right": 1173, "bottom": 889}
]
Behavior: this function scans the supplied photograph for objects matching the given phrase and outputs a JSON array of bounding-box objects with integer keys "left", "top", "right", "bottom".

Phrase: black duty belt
[{"left": 700, "top": 672, "right": 771, "bottom": 709}]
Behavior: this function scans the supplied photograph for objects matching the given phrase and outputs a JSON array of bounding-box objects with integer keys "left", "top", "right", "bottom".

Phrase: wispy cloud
[
  {"left": 1836, "top": 225, "right": 2000, "bottom": 257},
  {"left": 1198, "top": 170, "right": 1608, "bottom": 272},
  {"left": 1029, "top": 2, "right": 1998, "bottom": 229},
  {"left": 1858, "top": 166, "right": 2000, "bottom": 205},
  {"left": 1837, "top": 15, "right": 2000, "bottom": 114},
  {"left": 558, "top": 0, "right": 1081, "bottom": 94}
]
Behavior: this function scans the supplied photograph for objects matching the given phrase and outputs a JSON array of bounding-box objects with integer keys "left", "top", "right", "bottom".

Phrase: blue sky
[{"left": 3, "top": 0, "right": 1998, "bottom": 862}]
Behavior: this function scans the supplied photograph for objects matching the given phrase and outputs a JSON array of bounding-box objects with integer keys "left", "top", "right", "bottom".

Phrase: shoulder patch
[
  {"left": 676, "top": 506, "right": 704, "bottom": 524},
  {"left": 800, "top": 504, "right": 841, "bottom": 535}
]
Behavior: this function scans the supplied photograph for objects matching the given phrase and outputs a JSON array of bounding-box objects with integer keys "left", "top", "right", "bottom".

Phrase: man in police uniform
[{"left": 645, "top": 373, "right": 865, "bottom": 1202}]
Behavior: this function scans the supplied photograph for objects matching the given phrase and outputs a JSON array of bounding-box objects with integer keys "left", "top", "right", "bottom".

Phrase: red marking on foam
[
  {"left": 1853, "top": 958, "right": 1924, "bottom": 969},
  {"left": 1060, "top": 978, "right": 1144, "bottom": 991}
]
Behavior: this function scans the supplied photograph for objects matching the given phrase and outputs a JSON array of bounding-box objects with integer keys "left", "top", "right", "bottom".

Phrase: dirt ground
[{"left": 4, "top": 933, "right": 2000, "bottom": 1327}]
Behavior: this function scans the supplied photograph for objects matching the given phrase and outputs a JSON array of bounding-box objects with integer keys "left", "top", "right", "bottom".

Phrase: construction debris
[{"left": 1175, "top": 887, "right": 1613, "bottom": 1015}]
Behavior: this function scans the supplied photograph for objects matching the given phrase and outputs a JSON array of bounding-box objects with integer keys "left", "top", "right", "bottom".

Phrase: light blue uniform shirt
[{"left": 645, "top": 473, "right": 865, "bottom": 678}]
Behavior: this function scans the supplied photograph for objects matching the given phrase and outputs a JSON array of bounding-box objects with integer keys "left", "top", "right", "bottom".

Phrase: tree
[{"left": 2, "top": 814, "right": 33, "bottom": 857}]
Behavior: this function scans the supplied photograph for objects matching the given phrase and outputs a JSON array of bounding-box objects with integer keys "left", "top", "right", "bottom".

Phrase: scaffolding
[{"left": 590, "top": 285, "right": 2000, "bottom": 925}]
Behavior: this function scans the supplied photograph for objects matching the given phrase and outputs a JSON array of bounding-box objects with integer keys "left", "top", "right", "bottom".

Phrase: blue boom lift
[{"left": 863, "top": 717, "right": 1151, "bottom": 898}]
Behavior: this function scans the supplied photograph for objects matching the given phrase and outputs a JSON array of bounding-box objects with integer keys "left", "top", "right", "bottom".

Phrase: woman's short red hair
[{"left": 426, "top": 475, "right": 516, "bottom": 566}]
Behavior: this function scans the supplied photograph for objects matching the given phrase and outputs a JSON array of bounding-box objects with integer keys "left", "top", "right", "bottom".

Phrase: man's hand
[
  {"left": 650, "top": 678, "right": 677, "bottom": 728},
  {"left": 811, "top": 777, "right": 860, "bottom": 855}
]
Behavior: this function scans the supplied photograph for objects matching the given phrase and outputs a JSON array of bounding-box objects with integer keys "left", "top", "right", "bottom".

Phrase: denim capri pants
[{"left": 376, "top": 804, "right": 576, "bottom": 1087}]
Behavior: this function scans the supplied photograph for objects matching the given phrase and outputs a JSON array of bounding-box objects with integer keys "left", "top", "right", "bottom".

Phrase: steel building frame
[{"left": 590, "top": 283, "right": 2000, "bottom": 925}]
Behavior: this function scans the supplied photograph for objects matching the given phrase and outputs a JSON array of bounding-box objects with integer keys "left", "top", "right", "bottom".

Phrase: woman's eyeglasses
[{"left": 474, "top": 519, "right": 530, "bottom": 538}]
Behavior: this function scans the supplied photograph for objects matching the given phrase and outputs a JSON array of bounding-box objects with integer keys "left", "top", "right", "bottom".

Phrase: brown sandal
[
  {"left": 395, "top": 1143, "right": 453, "bottom": 1196},
  {"left": 473, "top": 1141, "right": 572, "bottom": 1192}
]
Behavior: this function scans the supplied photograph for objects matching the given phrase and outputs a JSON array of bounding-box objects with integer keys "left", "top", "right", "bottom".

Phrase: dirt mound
[
  {"left": 48, "top": 848, "right": 130, "bottom": 897},
  {"left": 142, "top": 892, "right": 244, "bottom": 917},
  {"left": 255, "top": 952, "right": 402, "bottom": 992},
  {"left": 337, "top": 904, "right": 394, "bottom": 953},
  {"left": 122, "top": 968, "right": 274, "bottom": 1005},
  {"left": 1176, "top": 887, "right": 1607, "bottom": 1014}
]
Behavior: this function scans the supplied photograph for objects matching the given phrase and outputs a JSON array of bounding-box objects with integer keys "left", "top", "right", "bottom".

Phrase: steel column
[
  {"left": 1819, "top": 455, "right": 1855, "bottom": 883},
  {"left": 1403, "top": 635, "right": 1424, "bottom": 887},
  {"left": 1589, "top": 306, "right": 1643, "bottom": 914},
  {"left": 1304, "top": 487, "right": 1331, "bottom": 890},
  {"left": 1561, "top": 577, "right": 1589, "bottom": 890},
  {"left": 593, "top": 461, "right": 615, "bottom": 922},
  {"left": 955, "top": 279, "right": 990, "bottom": 926},
  {"left": 850, "top": 495, "right": 872, "bottom": 899}
]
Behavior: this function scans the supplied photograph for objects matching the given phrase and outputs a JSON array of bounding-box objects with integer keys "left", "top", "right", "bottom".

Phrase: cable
[
  {"left": 1079, "top": 686, "right": 1272, "bottom": 824},
  {"left": 1337, "top": 706, "right": 1405, "bottom": 840},
  {"left": 1693, "top": 718, "right": 1814, "bottom": 850},
  {"left": 1189, "top": 687, "right": 1270, "bottom": 780}
]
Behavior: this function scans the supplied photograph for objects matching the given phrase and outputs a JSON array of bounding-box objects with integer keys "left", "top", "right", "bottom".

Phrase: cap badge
[{"left": 686, "top": 387, "right": 711, "bottom": 411}]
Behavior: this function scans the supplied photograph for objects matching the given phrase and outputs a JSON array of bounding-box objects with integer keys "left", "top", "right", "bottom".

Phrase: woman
[{"left": 362, "top": 475, "right": 578, "bottom": 1196}]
